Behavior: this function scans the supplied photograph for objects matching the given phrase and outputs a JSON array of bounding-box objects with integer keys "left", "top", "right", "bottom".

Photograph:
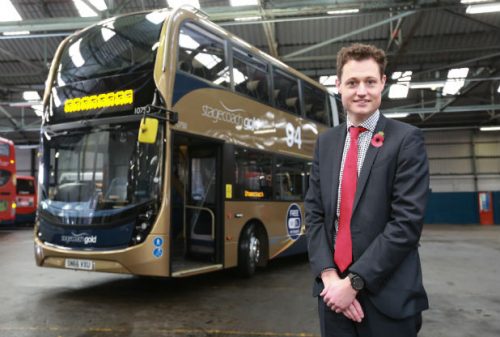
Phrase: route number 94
[{"left": 286, "top": 123, "right": 302, "bottom": 149}]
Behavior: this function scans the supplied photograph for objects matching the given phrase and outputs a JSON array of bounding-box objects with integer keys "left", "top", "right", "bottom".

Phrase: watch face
[{"left": 350, "top": 274, "right": 364, "bottom": 290}]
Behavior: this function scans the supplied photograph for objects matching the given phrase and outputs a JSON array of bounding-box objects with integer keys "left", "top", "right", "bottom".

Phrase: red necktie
[{"left": 335, "top": 126, "right": 365, "bottom": 273}]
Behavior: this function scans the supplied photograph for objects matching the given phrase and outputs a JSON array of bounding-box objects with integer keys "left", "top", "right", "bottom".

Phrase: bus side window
[
  {"left": 303, "top": 82, "right": 329, "bottom": 126},
  {"left": 178, "top": 23, "right": 229, "bottom": 87},
  {"left": 234, "top": 149, "right": 272, "bottom": 200},
  {"left": 274, "top": 157, "right": 305, "bottom": 201},
  {"left": 273, "top": 70, "right": 300, "bottom": 116},
  {"left": 233, "top": 49, "right": 270, "bottom": 104}
]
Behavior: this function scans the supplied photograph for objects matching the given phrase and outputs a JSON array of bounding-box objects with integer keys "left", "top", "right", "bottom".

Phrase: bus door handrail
[{"left": 185, "top": 205, "right": 215, "bottom": 240}]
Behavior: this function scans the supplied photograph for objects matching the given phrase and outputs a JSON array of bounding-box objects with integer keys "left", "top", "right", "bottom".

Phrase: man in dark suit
[{"left": 305, "top": 43, "right": 429, "bottom": 337}]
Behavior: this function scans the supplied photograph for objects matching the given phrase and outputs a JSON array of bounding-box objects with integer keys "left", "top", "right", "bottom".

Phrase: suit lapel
[
  {"left": 352, "top": 115, "right": 387, "bottom": 213},
  {"left": 330, "top": 124, "right": 347, "bottom": 218}
]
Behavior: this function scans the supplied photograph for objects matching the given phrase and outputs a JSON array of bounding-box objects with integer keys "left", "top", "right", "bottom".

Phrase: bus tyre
[{"left": 238, "top": 223, "right": 265, "bottom": 277}]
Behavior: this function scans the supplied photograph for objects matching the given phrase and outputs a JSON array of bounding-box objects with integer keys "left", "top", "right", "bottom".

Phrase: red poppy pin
[{"left": 371, "top": 131, "right": 385, "bottom": 148}]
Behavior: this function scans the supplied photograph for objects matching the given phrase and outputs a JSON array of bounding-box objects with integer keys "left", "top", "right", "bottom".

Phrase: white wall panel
[
  {"left": 475, "top": 143, "right": 500, "bottom": 156},
  {"left": 430, "top": 176, "right": 476, "bottom": 192},
  {"left": 424, "top": 130, "right": 500, "bottom": 193},
  {"left": 427, "top": 144, "right": 471, "bottom": 158},
  {"left": 15, "top": 147, "right": 32, "bottom": 176},
  {"left": 476, "top": 158, "right": 500, "bottom": 173},
  {"left": 429, "top": 159, "right": 472, "bottom": 175}
]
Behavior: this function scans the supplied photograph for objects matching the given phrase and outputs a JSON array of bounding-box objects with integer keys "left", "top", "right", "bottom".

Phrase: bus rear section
[
  {"left": 0, "top": 137, "right": 16, "bottom": 226},
  {"left": 15, "top": 176, "right": 37, "bottom": 225}
]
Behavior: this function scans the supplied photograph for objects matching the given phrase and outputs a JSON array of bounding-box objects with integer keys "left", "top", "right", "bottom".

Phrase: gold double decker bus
[{"left": 34, "top": 7, "right": 340, "bottom": 277}]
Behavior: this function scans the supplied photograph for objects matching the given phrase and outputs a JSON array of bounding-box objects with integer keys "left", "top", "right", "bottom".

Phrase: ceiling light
[
  {"left": 3, "top": 31, "right": 30, "bottom": 36},
  {"left": 497, "top": 84, "right": 500, "bottom": 93},
  {"left": 327, "top": 9, "right": 359, "bottom": 15},
  {"left": 167, "top": 0, "right": 200, "bottom": 9},
  {"left": 23, "top": 91, "right": 41, "bottom": 101},
  {"left": 230, "top": 0, "right": 258, "bottom": 6},
  {"left": 443, "top": 68, "right": 469, "bottom": 96},
  {"left": 234, "top": 16, "right": 262, "bottom": 21},
  {"left": 447, "top": 68, "right": 469, "bottom": 79},
  {"left": 461, "top": 0, "right": 489, "bottom": 3},
  {"left": 391, "top": 71, "right": 402, "bottom": 80},
  {"left": 466, "top": 2, "right": 500, "bottom": 14},
  {"left": 74, "top": 0, "right": 107, "bottom": 17},
  {"left": 388, "top": 83, "right": 409, "bottom": 99},
  {"left": 385, "top": 112, "right": 409, "bottom": 118},
  {"left": 443, "top": 80, "right": 465, "bottom": 95},
  {"left": 392, "top": 70, "right": 412, "bottom": 82},
  {"left": 410, "top": 81, "right": 445, "bottom": 90},
  {"left": 0, "top": 1, "right": 22, "bottom": 22},
  {"left": 319, "top": 75, "right": 337, "bottom": 86},
  {"left": 480, "top": 126, "right": 500, "bottom": 131}
]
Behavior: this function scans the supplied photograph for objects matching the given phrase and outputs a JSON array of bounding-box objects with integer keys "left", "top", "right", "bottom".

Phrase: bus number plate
[{"left": 65, "top": 259, "right": 95, "bottom": 271}]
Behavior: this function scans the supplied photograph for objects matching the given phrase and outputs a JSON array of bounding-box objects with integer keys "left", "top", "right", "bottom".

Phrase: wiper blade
[{"left": 42, "top": 115, "right": 144, "bottom": 136}]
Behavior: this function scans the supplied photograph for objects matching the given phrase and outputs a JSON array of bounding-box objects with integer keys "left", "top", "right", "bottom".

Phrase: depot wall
[{"left": 424, "top": 129, "right": 500, "bottom": 224}]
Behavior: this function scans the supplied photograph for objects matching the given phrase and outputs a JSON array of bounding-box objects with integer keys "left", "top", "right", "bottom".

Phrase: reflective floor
[{"left": 0, "top": 224, "right": 499, "bottom": 337}]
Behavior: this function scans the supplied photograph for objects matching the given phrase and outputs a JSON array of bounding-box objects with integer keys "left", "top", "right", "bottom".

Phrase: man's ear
[{"left": 381, "top": 74, "right": 387, "bottom": 87}]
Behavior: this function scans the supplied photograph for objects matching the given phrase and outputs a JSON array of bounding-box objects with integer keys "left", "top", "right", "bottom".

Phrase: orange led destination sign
[{"left": 64, "top": 89, "right": 134, "bottom": 113}]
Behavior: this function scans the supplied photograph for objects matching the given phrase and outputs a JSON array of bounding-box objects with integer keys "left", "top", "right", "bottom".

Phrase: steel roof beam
[
  {"left": 0, "top": 17, "right": 100, "bottom": 34},
  {"left": 282, "top": 10, "right": 416, "bottom": 60},
  {"left": 384, "top": 104, "right": 500, "bottom": 115}
]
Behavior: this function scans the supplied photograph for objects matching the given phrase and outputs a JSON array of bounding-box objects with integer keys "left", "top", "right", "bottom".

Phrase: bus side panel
[
  {"left": 172, "top": 87, "right": 328, "bottom": 159},
  {"left": 224, "top": 201, "right": 306, "bottom": 268}
]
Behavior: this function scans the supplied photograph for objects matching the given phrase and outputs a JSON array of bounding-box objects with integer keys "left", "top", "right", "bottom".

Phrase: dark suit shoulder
[
  {"left": 382, "top": 115, "right": 422, "bottom": 139},
  {"left": 318, "top": 122, "right": 345, "bottom": 141}
]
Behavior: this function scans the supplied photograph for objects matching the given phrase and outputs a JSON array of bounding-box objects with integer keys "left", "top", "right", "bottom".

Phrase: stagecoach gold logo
[
  {"left": 64, "top": 89, "right": 134, "bottom": 113},
  {"left": 61, "top": 232, "right": 97, "bottom": 245},
  {"left": 201, "top": 101, "right": 272, "bottom": 132}
]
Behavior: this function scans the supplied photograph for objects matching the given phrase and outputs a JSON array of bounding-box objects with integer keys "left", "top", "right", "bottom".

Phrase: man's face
[{"left": 336, "top": 58, "right": 386, "bottom": 124}]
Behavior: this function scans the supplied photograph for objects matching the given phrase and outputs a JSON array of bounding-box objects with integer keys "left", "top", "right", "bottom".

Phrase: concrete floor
[{"left": 0, "top": 224, "right": 498, "bottom": 337}]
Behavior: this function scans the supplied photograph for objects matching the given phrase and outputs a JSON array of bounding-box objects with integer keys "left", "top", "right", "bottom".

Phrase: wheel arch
[{"left": 238, "top": 218, "right": 269, "bottom": 268}]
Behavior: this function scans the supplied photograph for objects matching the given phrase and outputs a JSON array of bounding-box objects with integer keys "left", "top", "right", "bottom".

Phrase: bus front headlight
[{"left": 130, "top": 205, "right": 156, "bottom": 245}]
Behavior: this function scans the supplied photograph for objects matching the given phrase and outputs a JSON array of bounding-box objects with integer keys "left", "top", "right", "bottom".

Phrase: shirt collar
[{"left": 346, "top": 110, "right": 380, "bottom": 133}]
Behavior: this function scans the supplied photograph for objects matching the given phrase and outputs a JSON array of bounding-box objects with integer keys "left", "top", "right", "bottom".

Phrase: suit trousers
[{"left": 318, "top": 293, "right": 422, "bottom": 337}]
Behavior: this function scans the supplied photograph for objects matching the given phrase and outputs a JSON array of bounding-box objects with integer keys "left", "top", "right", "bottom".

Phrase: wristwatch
[{"left": 348, "top": 273, "right": 365, "bottom": 291}]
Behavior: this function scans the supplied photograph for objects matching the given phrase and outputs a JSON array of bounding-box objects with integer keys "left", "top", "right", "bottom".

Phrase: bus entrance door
[{"left": 171, "top": 135, "right": 223, "bottom": 277}]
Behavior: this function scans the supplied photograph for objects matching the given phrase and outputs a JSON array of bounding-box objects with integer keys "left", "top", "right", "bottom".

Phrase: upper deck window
[
  {"left": 57, "top": 11, "right": 167, "bottom": 85},
  {"left": 303, "top": 82, "right": 330, "bottom": 126},
  {"left": 233, "top": 49, "right": 270, "bottom": 104},
  {"left": 178, "top": 23, "right": 229, "bottom": 87},
  {"left": 273, "top": 70, "right": 301, "bottom": 116},
  {"left": 0, "top": 143, "right": 10, "bottom": 157}
]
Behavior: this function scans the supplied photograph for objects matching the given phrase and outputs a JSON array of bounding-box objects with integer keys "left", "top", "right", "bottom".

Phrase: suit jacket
[{"left": 305, "top": 114, "right": 429, "bottom": 319}]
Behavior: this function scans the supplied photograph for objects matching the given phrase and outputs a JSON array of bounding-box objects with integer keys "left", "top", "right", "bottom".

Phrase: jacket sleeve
[
  {"left": 349, "top": 128, "right": 429, "bottom": 293},
  {"left": 305, "top": 136, "right": 335, "bottom": 280}
]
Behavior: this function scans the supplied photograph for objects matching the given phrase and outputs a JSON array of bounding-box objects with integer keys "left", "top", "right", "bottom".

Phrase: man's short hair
[{"left": 336, "top": 43, "right": 387, "bottom": 80}]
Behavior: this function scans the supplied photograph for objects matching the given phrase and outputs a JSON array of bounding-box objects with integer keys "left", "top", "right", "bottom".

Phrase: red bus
[
  {"left": 0, "top": 137, "right": 16, "bottom": 225},
  {"left": 15, "top": 176, "right": 37, "bottom": 225}
]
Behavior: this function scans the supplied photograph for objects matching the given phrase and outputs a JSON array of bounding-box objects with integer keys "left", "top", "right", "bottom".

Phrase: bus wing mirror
[{"left": 138, "top": 117, "right": 158, "bottom": 144}]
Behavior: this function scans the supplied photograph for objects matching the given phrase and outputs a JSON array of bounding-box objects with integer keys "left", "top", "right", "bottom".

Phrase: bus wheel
[{"left": 238, "top": 223, "right": 265, "bottom": 277}]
